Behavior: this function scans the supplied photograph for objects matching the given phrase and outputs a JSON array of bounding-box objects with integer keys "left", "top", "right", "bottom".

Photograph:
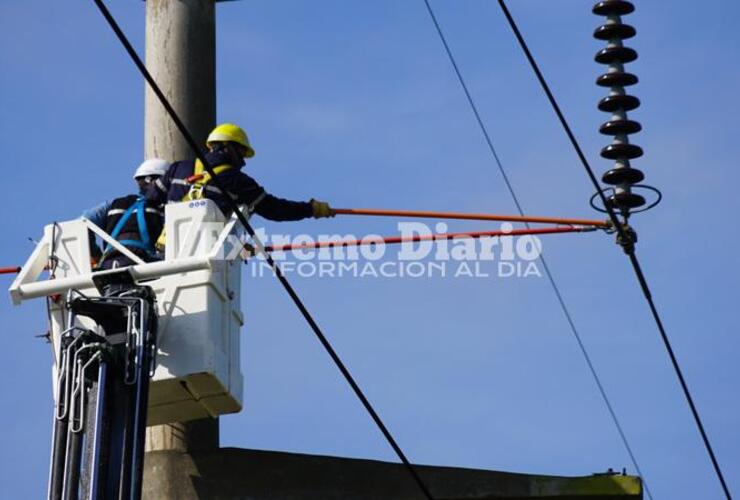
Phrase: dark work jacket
[
  {"left": 147, "top": 149, "right": 313, "bottom": 221},
  {"left": 103, "top": 194, "right": 164, "bottom": 265}
]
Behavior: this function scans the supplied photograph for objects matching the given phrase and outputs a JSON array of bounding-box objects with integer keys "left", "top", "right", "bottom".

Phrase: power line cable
[
  {"left": 420, "top": 1, "right": 652, "bottom": 498},
  {"left": 91, "top": 1, "right": 433, "bottom": 498},
  {"left": 495, "top": 1, "right": 731, "bottom": 498}
]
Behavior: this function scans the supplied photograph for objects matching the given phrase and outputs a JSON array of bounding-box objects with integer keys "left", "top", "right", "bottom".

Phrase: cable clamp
[
  {"left": 616, "top": 223, "right": 638, "bottom": 254},
  {"left": 601, "top": 219, "right": 617, "bottom": 234}
]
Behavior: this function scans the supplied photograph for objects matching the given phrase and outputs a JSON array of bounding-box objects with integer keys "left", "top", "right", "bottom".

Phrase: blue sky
[{"left": 2, "top": 1, "right": 739, "bottom": 498}]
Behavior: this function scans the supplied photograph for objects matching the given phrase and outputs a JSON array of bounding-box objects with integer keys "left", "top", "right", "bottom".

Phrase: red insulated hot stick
[
  {"left": 265, "top": 225, "right": 587, "bottom": 253},
  {"left": 0, "top": 266, "right": 21, "bottom": 275},
  {"left": 333, "top": 207, "right": 612, "bottom": 229}
]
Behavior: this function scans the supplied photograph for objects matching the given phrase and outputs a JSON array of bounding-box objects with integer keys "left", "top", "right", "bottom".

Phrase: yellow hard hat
[{"left": 206, "top": 123, "right": 255, "bottom": 158}]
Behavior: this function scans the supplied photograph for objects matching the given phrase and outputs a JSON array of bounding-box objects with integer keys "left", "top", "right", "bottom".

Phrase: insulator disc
[
  {"left": 598, "top": 94, "right": 640, "bottom": 112},
  {"left": 602, "top": 167, "right": 645, "bottom": 185},
  {"left": 601, "top": 143, "right": 643, "bottom": 160},
  {"left": 593, "top": 23, "right": 636, "bottom": 41},
  {"left": 599, "top": 119, "right": 642, "bottom": 135},
  {"left": 593, "top": 0, "right": 635, "bottom": 16},
  {"left": 596, "top": 71, "right": 639, "bottom": 87},
  {"left": 595, "top": 46, "right": 638, "bottom": 64},
  {"left": 607, "top": 191, "right": 646, "bottom": 210}
]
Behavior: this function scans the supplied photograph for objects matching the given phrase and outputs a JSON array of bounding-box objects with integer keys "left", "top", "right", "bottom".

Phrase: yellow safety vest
[
  {"left": 156, "top": 160, "right": 234, "bottom": 249},
  {"left": 181, "top": 160, "right": 234, "bottom": 201}
]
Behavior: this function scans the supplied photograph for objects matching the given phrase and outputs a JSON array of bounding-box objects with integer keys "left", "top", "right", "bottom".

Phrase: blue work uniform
[
  {"left": 82, "top": 200, "right": 112, "bottom": 229},
  {"left": 146, "top": 148, "right": 313, "bottom": 221}
]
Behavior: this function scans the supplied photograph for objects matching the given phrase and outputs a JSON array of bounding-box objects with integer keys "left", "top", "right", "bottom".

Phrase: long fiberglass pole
[{"left": 334, "top": 207, "right": 611, "bottom": 228}]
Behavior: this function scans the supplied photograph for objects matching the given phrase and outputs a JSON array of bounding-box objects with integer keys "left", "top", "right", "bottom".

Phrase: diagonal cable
[
  {"left": 420, "top": 1, "right": 653, "bottom": 498},
  {"left": 91, "top": 1, "right": 433, "bottom": 497},
  {"left": 495, "top": 1, "right": 731, "bottom": 498}
]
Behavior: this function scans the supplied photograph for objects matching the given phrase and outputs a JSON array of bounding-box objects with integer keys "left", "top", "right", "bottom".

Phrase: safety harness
[
  {"left": 182, "top": 159, "right": 234, "bottom": 201},
  {"left": 101, "top": 195, "right": 155, "bottom": 262},
  {"left": 156, "top": 160, "right": 266, "bottom": 250}
]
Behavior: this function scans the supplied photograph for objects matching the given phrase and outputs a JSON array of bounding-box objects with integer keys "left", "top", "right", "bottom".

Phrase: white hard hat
[{"left": 133, "top": 158, "right": 169, "bottom": 180}]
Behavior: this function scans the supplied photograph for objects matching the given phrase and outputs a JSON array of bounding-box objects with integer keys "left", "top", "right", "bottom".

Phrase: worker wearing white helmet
[
  {"left": 133, "top": 158, "right": 170, "bottom": 189},
  {"left": 82, "top": 159, "right": 171, "bottom": 269}
]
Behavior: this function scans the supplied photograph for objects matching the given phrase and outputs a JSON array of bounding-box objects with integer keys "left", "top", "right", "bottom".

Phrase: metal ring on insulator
[{"left": 589, "top": 185, "right": 662, "bottom": 215}]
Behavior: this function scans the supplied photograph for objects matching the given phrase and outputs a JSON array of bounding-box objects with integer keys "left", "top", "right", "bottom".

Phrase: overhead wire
[
  {"left": 495, "top": 1, "right": 731, "bottom": 498},
  {"left": 420, "top": 1, "right": 652, "bottom": 498},
  {"left": 90, "top": 1, "right": 433, "bottom": 498}
]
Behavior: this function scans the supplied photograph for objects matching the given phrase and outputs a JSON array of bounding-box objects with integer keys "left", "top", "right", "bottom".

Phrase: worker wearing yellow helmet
[{"left": 147, "top": 123, "right": 334, "bottom": 220}]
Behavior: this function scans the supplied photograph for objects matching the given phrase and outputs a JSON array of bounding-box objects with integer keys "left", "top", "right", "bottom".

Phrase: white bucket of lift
[
  {"left": 147, "top": 199, "right": 244, "bottom": 425},
  {"left": 9, "top": 199, "right": 246, "bottom": 426}
]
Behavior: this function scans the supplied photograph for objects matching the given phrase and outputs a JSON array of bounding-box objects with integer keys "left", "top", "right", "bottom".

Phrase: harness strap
[
  {"left": 102, "top": 196, "right": 155, "bottom": 259},
  {"left": 136, "top": 199, "right": 151, "bottom": 251},
  {"left": 183, "top": 160, "right": 234, "bottom": 201},
  {"left": 192, "top": 159, "right": 233, "bottom": 184},
  {"left": 103, "top": 199, "right": 140, "bottom": 255}
]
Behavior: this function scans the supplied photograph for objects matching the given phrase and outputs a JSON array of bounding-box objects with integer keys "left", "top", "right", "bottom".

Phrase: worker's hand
[{"left": 310, "top": 199, "right": 335, "bottom": 219}]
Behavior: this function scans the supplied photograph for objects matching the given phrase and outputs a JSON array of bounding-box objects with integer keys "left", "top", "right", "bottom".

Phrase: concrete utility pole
[{"left": 144, "top": 0, "right": 219, "bottom": 453}]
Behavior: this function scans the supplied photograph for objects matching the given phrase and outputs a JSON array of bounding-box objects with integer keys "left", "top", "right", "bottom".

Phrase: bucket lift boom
[{"left": 9, "top": 199, "right": 248, "bottom": 500}]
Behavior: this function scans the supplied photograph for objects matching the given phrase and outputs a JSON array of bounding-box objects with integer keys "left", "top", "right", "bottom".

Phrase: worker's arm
[
  {"left": 254, "top": 193, "right": 314, "bottom": 221},
  {"left": 234, "top": 173, "right": 315, "bottom": 221},
  {"left": 81, "top": 201, "right": 111, "bottom": 261},
  {"left": 255, "top": 194, "right": 335, "bottom": 220},
  {"left": 81, "top": 200, "right": 111, "bottom": 228}
]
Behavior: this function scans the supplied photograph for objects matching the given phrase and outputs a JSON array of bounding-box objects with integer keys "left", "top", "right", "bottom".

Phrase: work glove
[{"left": 310, "top": 199, "right": 335, "bottom": 219}]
